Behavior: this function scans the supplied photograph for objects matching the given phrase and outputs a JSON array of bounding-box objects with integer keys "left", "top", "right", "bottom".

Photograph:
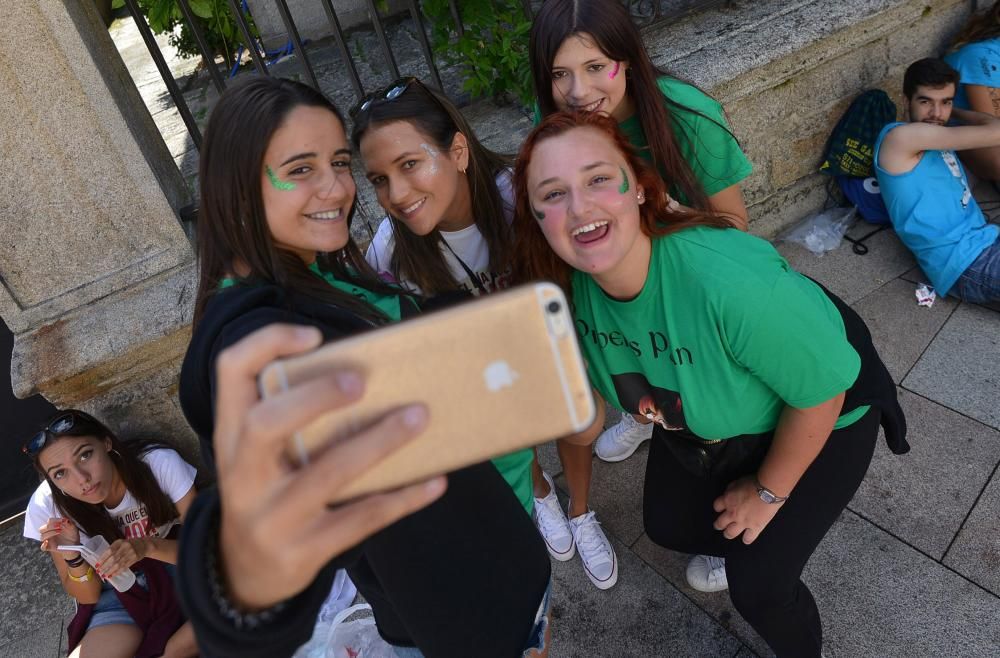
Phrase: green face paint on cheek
[
  {"left": 619, "top": 166, "right": 630, "bottom": 195},
  {"left": 531, "top": 204, "right": 545, "bottom": 221},
  {"left": 266, "top": 165, "right": 296, "bottom": 191}
]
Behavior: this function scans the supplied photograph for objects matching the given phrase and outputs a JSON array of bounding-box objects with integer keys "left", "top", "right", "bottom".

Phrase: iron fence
[{"left": 121, "top": 0, "right": 730, "bottom": 153}]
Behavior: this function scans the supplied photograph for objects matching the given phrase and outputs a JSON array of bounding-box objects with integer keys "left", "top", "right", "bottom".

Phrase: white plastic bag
[
  {"left": 325, "top": 603, "right": 399, "bottom": 658},
  {"left": 293, "top": 570, "right": 361, "bottom": 658},
  {"left": 779, "top": 207, "right": 856, "bottom": 255}
]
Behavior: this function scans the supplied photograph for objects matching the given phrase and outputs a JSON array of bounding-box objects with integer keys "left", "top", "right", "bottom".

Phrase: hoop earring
[{"left": 110, "top": 448, "right": 123, "bottom": 459}]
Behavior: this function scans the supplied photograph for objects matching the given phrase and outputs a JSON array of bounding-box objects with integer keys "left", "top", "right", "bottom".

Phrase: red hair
[{"left": 512, "top": 111, "right": 731, "bottom": 292}]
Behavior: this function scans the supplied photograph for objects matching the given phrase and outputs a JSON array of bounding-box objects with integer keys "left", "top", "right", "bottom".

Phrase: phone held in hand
[{"left": 258, "top": 282, "right": 595, "bottom": 503}]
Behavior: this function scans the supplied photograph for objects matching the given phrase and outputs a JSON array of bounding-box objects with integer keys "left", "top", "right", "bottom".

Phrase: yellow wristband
[{"left": 68, "top": 566, "right": 95, "bottom": 583}]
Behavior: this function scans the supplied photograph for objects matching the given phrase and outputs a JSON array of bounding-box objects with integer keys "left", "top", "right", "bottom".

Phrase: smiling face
[
  {"left": 550, "top": 33, "right": 633, "bottom": 122},
  {"left": 908, "top": 83, "right": 955, "bottom": 125},
  {"left": 527, "top": 126, "right": 651, "bottom": 298},
  {"left": 359, "top": 120, "right": 472, "bottom": 234},
  {"left": 38, "top": 435, "right": 119, "bottom": 505},
  {"left": 260, "top": 105, "right": 356, "bottom": 264}
]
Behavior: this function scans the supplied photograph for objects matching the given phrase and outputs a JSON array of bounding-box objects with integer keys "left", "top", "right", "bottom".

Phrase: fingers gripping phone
[{"left": 258, "top": 282, "right": 595, "bottom": 504}]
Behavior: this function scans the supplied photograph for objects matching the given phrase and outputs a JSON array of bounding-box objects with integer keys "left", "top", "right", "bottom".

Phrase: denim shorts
[
  {"left": 953, "top": 237, "right": 1000, "bottom": 304},
  {"left": 86, "top": 564, "right": 176, "bottom": 631},
  {"left": 390, "top": 579, "right": 553, "bottom": 657}
]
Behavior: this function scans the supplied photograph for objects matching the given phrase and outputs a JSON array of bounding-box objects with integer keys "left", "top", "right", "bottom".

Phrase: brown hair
[
  {"left": 511, "top": 111, "right": 731, "bottom": 293},
  {"left": 194, "top": 76, "right": 403, "bottom": 327},
  {"left": 29, "top": 410, "right": 180, "bottom": 545},
  {"left": 951, "top": 1, "right": 1000, "bottom": 48},
  {"left": 529, "top": 0, "right": 732, "bottom": 210},
  {"left": 352, "top": 81, "right": 513, "bottom": 295},
  {"left": 903, "top": 58, "right": 960, "bottom": 99}
]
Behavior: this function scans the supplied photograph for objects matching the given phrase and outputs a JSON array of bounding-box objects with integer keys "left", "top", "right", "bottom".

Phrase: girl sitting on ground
[
  {"left": 22, "top": 409, "right": 198, "bottom": 658},
  {"left": 528, "top": 0, "right": 754, "bottom": 478},
  {"left": 511, "top": 110, "right": 906, "bottom": 658},
  {"left": 352, "top": 77, "right": 617, "bottom": 590},
  {"left": 175, "top": 75, "right": 552, "bottom": 657}
]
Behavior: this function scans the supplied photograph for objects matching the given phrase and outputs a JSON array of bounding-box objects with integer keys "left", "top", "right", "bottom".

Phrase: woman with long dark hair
[
  {"left": 511, "top": 111, "right": 907, "bottom": 658},
  {"left": 945, "top": 0, "right": 1000, "bottom": 179},
  {"left": 528, "top": 0, "right": 754, "bottom": 487},
  {"left": 352, "top": 77, "right": 617, "bottom": 591},
  {"left": 22, "top": 409, "right": 197, "bottom": 658},
  {"left": 176, "top": 75, "right": 552, "bottom": 657}
]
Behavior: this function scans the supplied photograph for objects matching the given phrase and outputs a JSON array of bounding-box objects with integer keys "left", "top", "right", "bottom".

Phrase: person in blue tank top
[
  {"left": 944, "top": 1, "right": 1000, "bottom": 180},
  {"left": 874, "top": 58, "right": 1000, "bottom": 304}
]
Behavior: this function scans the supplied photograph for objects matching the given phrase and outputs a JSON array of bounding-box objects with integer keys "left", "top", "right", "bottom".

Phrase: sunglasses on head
[
  {"left": 349, "top": 76, "right": 428, "bottom": 119},
  {"left": 22, "top": 411, "right": 92, "bottom": 457}
]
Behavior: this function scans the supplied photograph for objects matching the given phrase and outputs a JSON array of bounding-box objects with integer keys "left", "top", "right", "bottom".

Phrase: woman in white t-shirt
[
  {"left": 351, "top": 79, "right": 618, "bottom": 591},
  {"left": 22, "top": 410, "right": 198, "bottom": 658}
]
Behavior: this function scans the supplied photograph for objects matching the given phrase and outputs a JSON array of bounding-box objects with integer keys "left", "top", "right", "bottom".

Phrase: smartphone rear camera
[{"left": 547, "top": 301, "right": 562, "bottom": 314}]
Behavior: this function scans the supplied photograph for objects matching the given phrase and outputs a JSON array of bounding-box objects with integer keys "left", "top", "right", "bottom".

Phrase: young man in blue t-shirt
[{"left": 875, "top": 58, "right": 1000, "bottom": 303}]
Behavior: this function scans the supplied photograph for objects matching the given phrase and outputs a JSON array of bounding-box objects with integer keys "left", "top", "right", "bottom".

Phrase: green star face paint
[
  {"left": 266, "top": 165, "right": 296, "bottom": 191},
  {"left": 531, "top": 204, "right": 545, "bottom": 221},
  {"left": 619, "top": 166, "right": 630, "bottom": 195}
]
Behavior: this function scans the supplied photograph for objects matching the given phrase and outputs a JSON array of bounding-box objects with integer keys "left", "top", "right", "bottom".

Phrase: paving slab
[
  {"left": 903, "top": 303, "right": 1000, "bottom": 431},
  {"left": 944, "top": 468, "right": 1000, "bottom": 596},
  {"left": 805, "top": 511, "right": 1000, "bottom": 658},
  {"left": 548, "top": 536, "right": 742, "bottom": 658},
  {"left": 0, "top": 622, "right": 62, "bottom": 658},
  {"left": 632, "top": 534, "right": 771, "bottom": 657},
  {"left": 850, "top": 278, "right": 959, "bottom": 383},
  {"left": 0, "top": 526, "right": 74, "bottom": 649},
  {"left": 776, "top": 226, "right": 915, "bottom": 304},
  {"left": 850, "top": 389, "right": 1000, "bottom": 559}
]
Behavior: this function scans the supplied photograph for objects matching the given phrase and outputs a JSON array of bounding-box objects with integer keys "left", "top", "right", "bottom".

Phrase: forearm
[
  {"left": 59, "top": 561, "right": 101, "bottom": 604},
  {"left": 143, "top": 537, "right": 179, "bottom": 565},
  {"left": 755, "top": 393, "right": 845, "bottom": 498},
  {"left": 951, "top": 106, "right": 1000, "bottom": 127}
]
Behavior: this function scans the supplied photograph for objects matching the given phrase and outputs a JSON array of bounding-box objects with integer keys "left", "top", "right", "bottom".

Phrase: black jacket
[{"left": 177, "top": 283, "right": 550, "bottom": 658}]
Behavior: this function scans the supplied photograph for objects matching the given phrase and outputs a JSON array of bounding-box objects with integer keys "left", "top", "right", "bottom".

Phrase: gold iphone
[{"left": 258, "top": 282, "right": 595, "bottom": 503}]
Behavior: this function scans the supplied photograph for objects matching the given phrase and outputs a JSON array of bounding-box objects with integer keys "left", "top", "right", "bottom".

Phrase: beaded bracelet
[
  {"left": 206, "top": 527, "right": 286, "bottom": 630},
  {"left": 64, "top": 554, "right": 85, "bottom": 569}
]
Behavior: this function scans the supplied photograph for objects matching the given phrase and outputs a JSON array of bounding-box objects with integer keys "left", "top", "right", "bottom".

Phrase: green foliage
[
  {"left": 112, "top": 0, "right": 258, "bottom": 71},
  {"left": 421, "top": 0, "right": 534, "bottom": 107}
]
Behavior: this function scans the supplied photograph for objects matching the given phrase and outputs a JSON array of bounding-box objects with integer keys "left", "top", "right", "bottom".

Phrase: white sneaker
[
  {"left": 569, "top": 511, "right": 618, "bottom": 590},
  {"left": 595, "top": 414, "right": 653, "bottom": 462},
  {"left": 686, "top": 555, "right": 728, "bottom": 592},
  {"left": 533, "top": 471, "right": 575, "bottom": 561}
]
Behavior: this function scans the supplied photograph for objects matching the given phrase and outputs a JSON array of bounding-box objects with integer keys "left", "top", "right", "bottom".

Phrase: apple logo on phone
[{"left": 484, "top": 360, "right": 519, "bottom": 392}]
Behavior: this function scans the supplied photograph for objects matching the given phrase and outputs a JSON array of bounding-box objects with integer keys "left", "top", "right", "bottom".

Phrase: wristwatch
[{"left": 755, "top": 479, "right": 789, "bottom": 504}]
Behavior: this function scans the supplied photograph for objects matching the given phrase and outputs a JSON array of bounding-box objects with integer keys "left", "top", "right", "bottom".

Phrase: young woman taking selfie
[{"left": 175, "top": 75, "right": 552, "bottom": 657}]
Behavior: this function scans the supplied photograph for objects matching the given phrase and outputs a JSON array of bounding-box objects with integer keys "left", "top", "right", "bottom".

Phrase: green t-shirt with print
[
  {"left": 571, "top": 227, "right": 868, "bottom": 440},
  {"left": 618, "top": 77, "right": 752, "bottom": 201},
  {"left": 219, "top": 265, "right": 535, "bottom": 514},
  {"left": 533, "top": 77, "right": 752, "bottom": 203}
]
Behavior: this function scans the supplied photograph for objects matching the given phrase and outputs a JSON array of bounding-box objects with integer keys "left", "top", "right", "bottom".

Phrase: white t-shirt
[
  {"left": 365, "top": 169, "right": 515, "bottom": 296},
  {"left": 23, "top": 448, "right": 196, "bottom": 543}
]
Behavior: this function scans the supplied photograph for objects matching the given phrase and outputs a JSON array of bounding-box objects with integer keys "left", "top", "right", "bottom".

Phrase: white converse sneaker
[
  {"left": 594, "top": 414, "right": 653, "bottom": 462},
  {"left": 685, "top": 555, "right": 728, "bottom": 592},
  {"left": 533, "top": 471, "right": 575, "bottom": 561},
  {"left": 569, "top": 511, "right": 618, "bottom": 590}
]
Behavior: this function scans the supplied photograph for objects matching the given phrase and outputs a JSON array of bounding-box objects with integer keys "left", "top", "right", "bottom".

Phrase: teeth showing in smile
[
  {"left": 575, "top": 99, "right": 603, "bottom": 112},
  {"left": 307, "top": 210, "right": 341, "bottom": 220},
  {"left": 402, "top": 198, "right": 426, "bottom": 215},
  {"left": 572, "top": 221, "right": 609, "bottom": 237}
]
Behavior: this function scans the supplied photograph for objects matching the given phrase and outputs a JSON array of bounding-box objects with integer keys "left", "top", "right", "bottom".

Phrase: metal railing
[{"left": 121, "top": 0, "right": 729, "bottom": 153}]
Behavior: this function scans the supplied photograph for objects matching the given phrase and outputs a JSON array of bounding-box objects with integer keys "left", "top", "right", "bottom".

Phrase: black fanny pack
[{"left": 656, "top": 427, "right": 772, "bottom": 480}]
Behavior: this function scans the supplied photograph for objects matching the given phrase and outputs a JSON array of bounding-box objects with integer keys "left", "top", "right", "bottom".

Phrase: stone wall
[{"left": 643, "top": 0, "right": 975, "bottom": 237}]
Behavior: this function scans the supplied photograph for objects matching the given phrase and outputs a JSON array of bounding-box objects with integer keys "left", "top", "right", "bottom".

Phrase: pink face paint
[{"left": 609, "top": 62, "right": 621, "bottom": 80}]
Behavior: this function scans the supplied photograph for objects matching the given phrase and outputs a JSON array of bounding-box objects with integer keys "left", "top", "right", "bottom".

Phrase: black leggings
[{"left": 643, "top": 408, "right": 879, "bottom": 658}]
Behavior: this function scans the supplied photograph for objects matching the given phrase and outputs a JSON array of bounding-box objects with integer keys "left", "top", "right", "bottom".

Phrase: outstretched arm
[{"left": 879, "top": 116, "right": 1000, "bottom": 174}]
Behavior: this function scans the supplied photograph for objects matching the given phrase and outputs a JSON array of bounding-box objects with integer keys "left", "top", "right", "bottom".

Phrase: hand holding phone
[{"left": 259, "top": 282, "right": 595, "bottom": 504}]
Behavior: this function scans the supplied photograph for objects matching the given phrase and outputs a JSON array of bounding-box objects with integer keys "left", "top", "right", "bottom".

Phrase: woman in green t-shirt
[
  {"left": 529, "top": 0, "right": 752, "bottom": 226},
  {"left": 511, "top": 110, "right": 906, "bottom": 658}
]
